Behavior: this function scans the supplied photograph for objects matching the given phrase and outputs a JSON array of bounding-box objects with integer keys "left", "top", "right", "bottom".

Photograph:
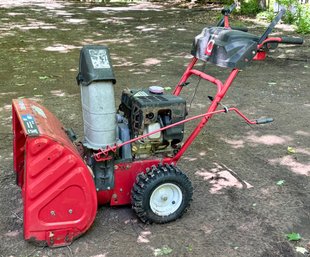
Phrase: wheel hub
[{"left": 150, "top": 183, "right": 182, "bottom": 216}]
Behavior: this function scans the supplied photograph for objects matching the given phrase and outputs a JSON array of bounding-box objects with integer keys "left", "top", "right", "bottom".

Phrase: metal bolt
[
  {"left": 50, "top": 210, "right": 56, "bottom": 216},
  {"left": 68, "top": 209, "right": 73, "bottom": 214},
  {"left": 120, "top": 188, "right": 123, "bottom": 192},
  {"left": 252, "top": 51, "right": 256, "bottom": 55},
  {"left": 161, "top": 195, "right": 168, "bottom": 201}
]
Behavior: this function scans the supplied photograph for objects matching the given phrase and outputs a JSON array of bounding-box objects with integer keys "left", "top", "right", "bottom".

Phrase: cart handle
[
  {"left": 258, "top": 36, "right": 304, "bottom": 50},
  {"left": 280, "top": 36, "right": 304, "bottom": 45}
]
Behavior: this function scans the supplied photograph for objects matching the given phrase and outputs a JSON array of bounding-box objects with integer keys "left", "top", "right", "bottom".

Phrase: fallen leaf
[
  {"left": 287, "top": 146, "right": 296, "bottom": 154},
  {"left": 276, "top": 180, "right": 285, "bottom": 186},
  {"left": 154, "top": 246, "right": 173, "bottom": 256},
  {"left": 287, "top": 232, "right": 301, "bottom": 241},
  {"left": 296, "top": 246, "right": 308, "bottom": 255}
]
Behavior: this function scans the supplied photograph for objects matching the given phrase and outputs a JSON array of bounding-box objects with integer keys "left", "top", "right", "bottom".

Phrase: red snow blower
[{"left": 12, "top": 5, "right": 303, "bottom": 247}]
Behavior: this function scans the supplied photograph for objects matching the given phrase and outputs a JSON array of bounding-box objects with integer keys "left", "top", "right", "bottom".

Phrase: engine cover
[{"left": 120, "top": 88, "right": 186, "bottom": 149}]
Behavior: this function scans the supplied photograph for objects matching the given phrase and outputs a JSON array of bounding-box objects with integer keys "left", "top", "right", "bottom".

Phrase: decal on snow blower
[
  {"left": 89, "top": 49, "right": 111, "bottom": 69},
  {"left": 31, "top": 105, "right": 47, "bottom": 118},
  {"left": 21, "top": 114, "right": 39, "bottom": 136}
]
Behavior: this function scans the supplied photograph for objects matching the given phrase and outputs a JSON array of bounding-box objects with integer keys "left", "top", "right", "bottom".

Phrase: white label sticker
[
  {"left": 134, "top": 91, "right": 149, "bottom": 97},
  {"left": 31, "top": 105, "right": 47, "bottom": 118},
  {"left": 18, "top": 100, "right": 26, "bottom": 110},
  {"left": 89, "top": 49, "right": 111, "bottom": 69}
]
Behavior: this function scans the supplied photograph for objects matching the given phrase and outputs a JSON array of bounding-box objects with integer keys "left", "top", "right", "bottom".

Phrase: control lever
[{"left": 255, "top": 118, "right": 274, "bottom": 124}]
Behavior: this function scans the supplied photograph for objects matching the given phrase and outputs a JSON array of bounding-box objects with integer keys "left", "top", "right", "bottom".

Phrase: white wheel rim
[{"left": 150, "top": 183, "right": 183, "bottom": 216}]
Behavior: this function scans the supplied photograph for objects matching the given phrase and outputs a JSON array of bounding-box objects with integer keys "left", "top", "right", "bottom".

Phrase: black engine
[{"left": 118, "top": 87, "right": 187, "bottom": 158}]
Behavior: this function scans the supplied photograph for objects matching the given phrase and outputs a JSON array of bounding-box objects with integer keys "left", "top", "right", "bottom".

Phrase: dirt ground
[{"left": 0, "top": 1, "right": 309, "bottom": 257}]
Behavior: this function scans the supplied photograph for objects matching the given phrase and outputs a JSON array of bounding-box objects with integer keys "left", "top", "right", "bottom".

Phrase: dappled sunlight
[
  {"left": 199, "top": 151, "right": 207, "bottom": 156},
  {"left": 4, "top": 230, "right": 21, "bottom": 238},
  {"left": 184, "top": 53, "right": 194, "bottom": 59},
  {"left": 0, "top": 0, "right": 68, "bottom": 9},
  {"left": 65, "top": 18, "right": 88, "bottom": 25},
  {"left": 195, "top": 163, "right": 253, "bottom": 194},
  {"left": 97, "top": 16, "right": 134, "bottom": 25},
  {"left": 81, "top": 37, "right": 133, "bottom": 45},
  {"left": 182, "top": 156, "right": 198, "bottom": 162},
  {"left": 128, "top": 68, "right": 151, "bottom": 75},
  {"left": 189, "top": 103, "right": 207, "bottom": 109},
  {"left": 44, "top": 44, "right": 79, "bottom": 53},
  {"left": 142, "top": 58, "right": 161, "bottom": 67},
  {"left": 137, "top": 230, "right": 151, "bottom": 243},
  {"left": 245, "top": 131, "right": 292, "bottom": 146},
  {"left": 0, "top": 92, "right": 17, "bottom": 97},
  {"left": 202, "top": 224, "right": 213, "bottom": 235},
  {"left": 88, "top": 2, "right": 163, "bottom": 12},
  {"left": 1, "top": 115, "right": 13, "bottom": 127},
  {"left": 112, "top": 56, "right": 137, "bottom": 67},
  {"left": 269, "top": 155, "right": 310, "bottom": 176},
  {"left": 295, "top": 130, "right": 310, "bottom": 137},
  {"left": 89, "top": 254, "right": 108, "bottom": 257},
  {"left": 0, "top": 152, "right": 13, "bottom": 161},
  {"left": 2, "top": 104, "right": 12, "bottom": 111},
  {"left": 28, "top": 97, "right": 43, "bottom": 102},
  {"left": 11, "top": 20, "right": 57, "bottom": 30},
  {"left": 7, "top": 12, "right": 24, "bottom": 16},
  {"left": 136, "top": 25, "right": 157, "bottom": 33},
  {"left": 50, "top": 90, "right": 66, "bottom": 97},
  {"left": 221, "top": 137, "right": 245, "bottom": 149},
  {"left": 297, "top": 148, "right": 310, "bottom": 156},
  {"left": 53, "top": 10, "right": 74, "bottom": 17},
  {"left": 0, "top": 29, "right": 15, "bottom": 38}
]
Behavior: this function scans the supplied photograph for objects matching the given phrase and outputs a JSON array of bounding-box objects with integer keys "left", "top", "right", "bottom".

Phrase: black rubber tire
[{"left": 131, "top": 164, "right": 193, "bottom": 224}]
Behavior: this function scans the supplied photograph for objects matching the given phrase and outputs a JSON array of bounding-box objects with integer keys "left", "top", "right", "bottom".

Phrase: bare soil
[{"left": 0, "top": 1, "right": 309, "bottom": 257}]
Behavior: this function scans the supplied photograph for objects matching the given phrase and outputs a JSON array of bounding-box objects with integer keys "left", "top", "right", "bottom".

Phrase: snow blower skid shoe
[{"left": 12, "top": 99, "right": 97, "bottom": 247}]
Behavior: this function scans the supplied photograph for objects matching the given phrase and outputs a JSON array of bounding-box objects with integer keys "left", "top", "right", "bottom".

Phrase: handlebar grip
[
  {"left": 280, "top": 36, "right": 304, "bottom": 45},
  {"left": 221, "top": 3, "right": 236, "bottom": 15},
  {"left": 231, "top": 26, "right": 249, "bottom": 32},
  {"left": 256, "top": 118, "right": 274, "bottom": 124}
]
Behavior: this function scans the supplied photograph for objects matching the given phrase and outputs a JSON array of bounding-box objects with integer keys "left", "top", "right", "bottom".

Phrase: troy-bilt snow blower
[{"left": 12, "top": 5, "right": 303, "bottom": 247}]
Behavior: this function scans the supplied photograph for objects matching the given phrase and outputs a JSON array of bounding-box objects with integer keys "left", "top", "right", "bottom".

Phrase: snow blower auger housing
[{"left": 12, "top": 5, "right": 303, "bottom": 247}]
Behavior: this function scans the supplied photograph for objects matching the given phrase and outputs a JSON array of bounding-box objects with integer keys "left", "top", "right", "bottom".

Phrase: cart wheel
[{"left": 131, "top": 164, "right": 193, "bottom": 224}]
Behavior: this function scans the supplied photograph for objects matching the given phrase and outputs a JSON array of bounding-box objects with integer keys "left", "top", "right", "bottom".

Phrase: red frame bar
[
  {"left": 258, "top": 37, "right": 282, "bottom": 49},
  {"left": 224, "top": 15, "right": 230, "bottom": 28},
  {"left": 172, "top": 65, "right": 239, "bottom": 162}
]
